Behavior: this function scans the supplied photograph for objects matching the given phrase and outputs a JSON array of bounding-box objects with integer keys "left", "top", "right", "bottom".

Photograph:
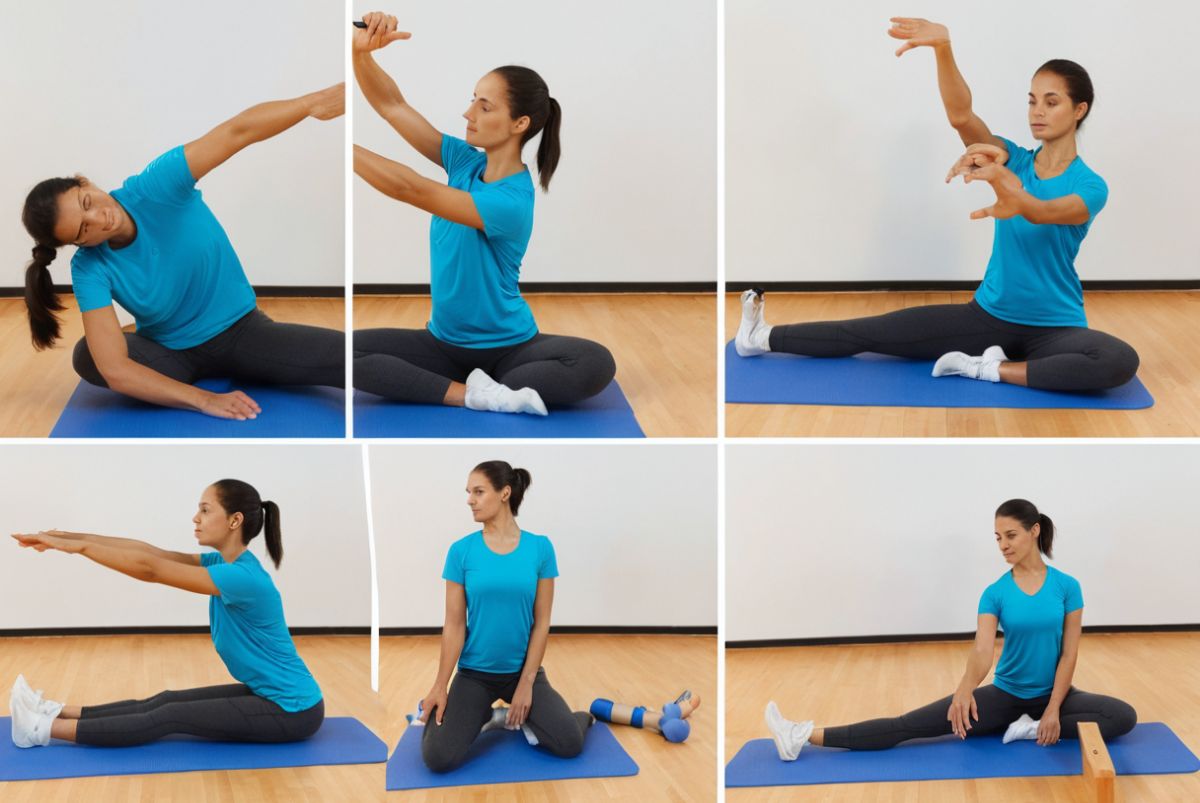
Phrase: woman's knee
[
  {"left": 578, "top": 339, "right": 616, "bottom": 393},
  {"left": 1097, "top": 340, "right": 1140, "bottom": 388},
  {"left": 71, "top": 337, "right": 106, "bottom": 386},
  {"left": 543, "top": 725, "right": 585, "bottom": 758},
  {"left": 421, "top": 729, "right": 467, "bottom": 773},
  {"left": 1103, "top": 699, "right": 1138, "bottom": 739}
]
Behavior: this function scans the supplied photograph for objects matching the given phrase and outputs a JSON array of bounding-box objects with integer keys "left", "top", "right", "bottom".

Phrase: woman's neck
[
  {"left": 108, "top": 200, "right": 139, "bottom": 249},
  {"left": 483, "top": 141, "right": 525, "bottom": 184},
  {"left": 1012, "top": 553, "right": 1047, "bottom": 576},
  {"left": 481, "top": 512, "right": 520, "bottom": 541},
  {"left": 1036, "top": 135, "right": 1078, "bottom": 176},
  {"left": 219, "top": 537, "right": 248, "bottom": 565}
]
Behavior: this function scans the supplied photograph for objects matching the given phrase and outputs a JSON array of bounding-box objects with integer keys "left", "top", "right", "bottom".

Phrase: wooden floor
[
  {"left": 726, "top": 633, "right": 1200, "bottom": 801},
  {"left": 0, "top": 634, "right": 381, "bottom": 802},
  {"left": 355, "top": 294, "right": 717, "bottom": 438},
  {"left": 724, "top": 291, "right": 1200, "bottom": 437},
  {"left": 381, "top": 634, "right": 717, "bottom": 800},
  {"left": 0, "top": 296, "right": 346, "bottom": 438}
]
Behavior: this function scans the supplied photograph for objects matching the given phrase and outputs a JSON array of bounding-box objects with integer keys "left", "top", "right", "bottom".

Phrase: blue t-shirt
[
  {"left": 973, "top": 136, "right": 1108, "bottom": 328},
  {"left": 202, "top": 551, "right": 322, "bottom": 712},
  {"left": 978, "top": 565, "right": 1083, "bottom": 698},
  {"left": 70, "top": 146, "right": 257, "bottom": 350},
  {"left": 427, "top": 135, "right": 538, "bottom": 349},
  {"left": 442, "top": 530, "right": 558, "bottom": 674}
]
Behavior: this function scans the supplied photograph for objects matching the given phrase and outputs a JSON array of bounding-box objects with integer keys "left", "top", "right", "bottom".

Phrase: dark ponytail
[
  {"left": 22, "top": 177, "right": 80, "bottom": 350},
  {"left": 491, "top": 65, "right": 561, "bottom": 191},
  {"left": 212, "top": 479, "right": 284, "bottom": 568},
  {"left": 995, "top": 498, "right": 1055, "bottom": 558},
  {"left": 1035, "top": 59, "right": 1094, "bottom": 131},
  {"left": 473, "top": 460, "right": 533, "bottom": 516}
]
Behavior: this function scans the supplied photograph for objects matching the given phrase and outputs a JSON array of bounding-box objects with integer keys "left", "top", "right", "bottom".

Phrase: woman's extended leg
[
  {"left": 515, "top": 668, "right": 592, "bottom": 758},
  {"left": 491, "top": 334, "right": 616, "bottom": 405},
  {"left": 353, "top": 328, "right": 465, "bottom": 404},
  {"left": 215, "top": 309, "right": 345, "bottom": 388},
  {"left": 61, "top": 685, "right": 324, "bottom": 746},
  {"left": 1057, "top": 689, "right": 1137, "bottom": 740},
  {"left": 421, "top": 671, "right": 502, "bottom": 773}
]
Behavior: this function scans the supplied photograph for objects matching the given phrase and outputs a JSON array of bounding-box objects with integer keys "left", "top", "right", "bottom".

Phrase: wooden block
[{"left": 1079, "top": 721, "right": 1116, "bottom": 803}]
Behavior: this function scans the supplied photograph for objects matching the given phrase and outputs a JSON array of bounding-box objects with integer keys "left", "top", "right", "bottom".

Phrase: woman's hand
[
  {"left": 945, "top": 143, "right": 1009, "bottom": 183},
  {"left": 888, "top": 17, "right": 950, "bottom": 57},
  {"left": 304, "top": 83, "right": 345, "bottom": 121},
  {"left": 420, "top": 686, "right": 448, "bottom": 726},
  {"left": 507, "top": 679, "right": 534, "bottom": 728},
  {"left": 198, "top": 390, "right": 261, "bottom": 421},
  {"left": 11, "top": 531, "right": 83, "bottom": 554},
  {"left": 353, "top": 12, "right": 411, "bottom": 53},
  {"left": 947, "top": 689, "right": 978, "bottom": 739},
  {"left": 1037, "top": 708, "right": 1062, "bottom": 746},
  {"left": 962, "top": 162, "right": 1026, "bottom": 221}
]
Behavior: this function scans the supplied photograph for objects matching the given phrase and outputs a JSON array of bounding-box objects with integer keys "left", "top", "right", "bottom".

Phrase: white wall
[
  {"left": 727, "top": 0, "right": 1200, "bottom": 282},
  {"left": 1, "top": 0, "right": 344, "bottom": 288},
  {"left": 352, "top": 0, "right": 716, "bottom": 285},
  {"left": 727, "top": 443, "right": 1200, "bottom": 642},
  {"left": 0, "top": 445, "right": 369, "bottom": 628},
  {"left": 372, "top": 444, "right": 717, "bottom": 628}
]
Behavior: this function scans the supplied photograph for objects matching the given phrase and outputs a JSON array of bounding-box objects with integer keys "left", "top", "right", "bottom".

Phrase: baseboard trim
[
  {"left": 0, "top": 286, "right": 345, "bottom": 299},
  {"left": 725, "top": 280, "right": 1200, "bottom": 293},
  {"left": 0, "top": 626, "right": 369, "bottom": 638},
  {"left": 355, "top": 282, "right": 717, "bottom": 295},
  {"left": 380, "top": 625, "right": 717, "bottom": 637},
  {"left": 726, "top": 623, "right": 1200, "bottom": 649}
]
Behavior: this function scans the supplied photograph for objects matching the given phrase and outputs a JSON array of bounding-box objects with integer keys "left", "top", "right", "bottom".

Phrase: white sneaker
[
  {"left": 735, "top": 289, "right": 773, "bottom": 357},
  {"left": 464, "top": 369, "right": 548, "bottom": 416},
  {"left": 932, "top": 345, "right": 1009, "bottom": 382},
  {"left": 12, "top": 675, "right": 62, "bottom": 717},
  {"left": 764, "top": 701, "right": 813, "bottom": 762},
  {"left": 1002, "top": 713, "right": 1039, "bottom": 743},
  {"left": 10, "top": 689, "right": 57, "bottom": 748}
]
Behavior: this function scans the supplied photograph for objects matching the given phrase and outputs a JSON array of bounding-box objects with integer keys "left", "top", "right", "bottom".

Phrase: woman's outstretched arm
[
  {"left": 889, "top": 17, "right": 1003, "bottom": 149},
  {"left": 183, "top": 83, "right": 345, "bottom": 182},
  {"left": 1038, "top": 608, "right": 1083, "bottom": 745},
  {"left": 353, "top": 145, "right": 484, "bottom": 229},
  {"left": 12, "top": 532, "right": 218, "bottom": 595},
  {"left": 959, "top": 159, "right": 1091, "bottom": 225},
  {"left": 947, "top": 613, "right": 999, "bottom": 738},
  {"left": 507, "top": 578, "right": 554, "bottom": 728},
  {"left": 421, "top": 581, "right": 468, "bottom": 725},
  {"left": 80, "top": 307, "right": 261, "bottom": 420},
  {"left": 352, "top": 12, "right": 443, "bottom": 165},
  {"left": 12, "top": 530, "right": 198, "bottom": 565}
]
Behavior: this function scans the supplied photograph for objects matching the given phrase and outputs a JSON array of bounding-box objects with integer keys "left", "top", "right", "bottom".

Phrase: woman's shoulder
[{"left": 1046, "top": 564, "right": 1081, "bottom": 591}]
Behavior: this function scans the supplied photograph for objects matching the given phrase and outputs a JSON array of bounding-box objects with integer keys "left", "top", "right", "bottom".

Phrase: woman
[
  {"left": 736, "top": 18, "right": 1139, "bottom": 393},
  {"left": 417, "top": 461, "right": 592, "bottom": 772},
  {"left": 351, "top": 13, "right": 616, "bottom": 416},
  {"left": 8, "top": 480, "right": 323, "bottom": 748},
  {"left": 21, "top": 85, "right": 346, "bottom": 421},
  {"left": 765, "top": 499, "right": 1137, "bottom": 759}
]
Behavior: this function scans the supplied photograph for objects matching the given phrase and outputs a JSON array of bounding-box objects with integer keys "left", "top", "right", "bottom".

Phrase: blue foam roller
[
  {"left": 0, "top": 717, "right": 386, "bottom": 781},
  {"left": 354, "top": 381, "right": 644, "bottom": 438},
  {"left": 724, "top": 722, "right": 1199, "bottom": 788},
  {"left": 50, "top": 379, "right": 345, "bottom": 438},
  {"left": 724, "top": 341, "right": 1154, "bottom": 410},
  {"left": 386, "top": 721, "right": 638, "bottom": 790}
]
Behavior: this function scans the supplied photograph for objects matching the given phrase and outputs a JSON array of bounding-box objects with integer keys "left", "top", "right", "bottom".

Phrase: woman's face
[
  {"left": 51, "top": 179, "right": 130, "bottom": 247},
  {"left": 995, "top": 515, "right": 1040, "bottom": 565},
  {"left": 193, "top": 485, "right": 240, "bottom": 548},
  {"left": 466, "top": 471, "right": 509, "bottom": 523},
  {"left": 462, "top": 72, "right": 529, "bottom": 150},
  {"left": 1028, "top": 71, "right": 1086, "bottom": 142}
]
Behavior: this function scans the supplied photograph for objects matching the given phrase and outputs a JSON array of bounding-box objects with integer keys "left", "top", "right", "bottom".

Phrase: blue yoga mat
[
  {"left": 725, "top": 722, "right": 1199, "bottom": 788},
  {"left": 0, "top": 716, "right": 386, "bottom": 782},
  {"left": 386, "top": 722, "right": 639, "bottom": 790},
  {"left": 354, "top": 381, "right": 644, "bottom": 438},
  {"left": 50, "top": 379, "right": 345, "bottom": 438},
  {"left": 724, "top": 341, "right": 1154, "bottom": 409}
]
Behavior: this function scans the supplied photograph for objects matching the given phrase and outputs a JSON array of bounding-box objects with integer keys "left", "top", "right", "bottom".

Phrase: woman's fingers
[{"left": 971, "top": 205, "right": 995, "bottom": 220}]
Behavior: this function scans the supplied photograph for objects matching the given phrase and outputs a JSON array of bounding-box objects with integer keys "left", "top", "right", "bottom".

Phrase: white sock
[
  {"left": 10, "top": 688, "right": 59, "bottom": 748},
  {"left": 405, "top": 700, "right": 424, "bottom": 726},
  {"left": 480, "top": 706, "right": 514, "bottom": 733},
  {"left": 1002, "top": 713, "right": 1039, "bottom": 743},
  {"left": 464, "top": 369, "right": 548, "bottom": 416},
  {"left": 932, "top": 345, "right": 1009, "bottom": 382},
  {"left": 521, "top": 725, "right": 539, "bottom": 746},
  {"left": 735, "top": 289, "right": 773, "bottom": 357},
  {"left": 764, "top": 701, "right": 814, "bottom": 762}
]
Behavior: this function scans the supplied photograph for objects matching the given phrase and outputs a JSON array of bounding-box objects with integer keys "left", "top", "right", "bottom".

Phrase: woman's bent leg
[
  {"left": 1057, "top": 689, "right": 1137, "bottom": 740},
  {"left": 492, "top": 334, "right": 616, "bottom": 405},
  {"left": 517, "top": 668, "right": 590, "bottom": 758},
  {"left": 216, "top": 309, "right": 345, "bottom": 388},
  {"left": 1022, "top": 329, "right": 1140, "bottom": 391},
  {"left": 353, "top": 328, "right": 464, "bottom": 404},
  {"left": 72, "top": 334, "right": 198, "bottom": 387},
  {"left": 421, "top": 672, "right": 500, "bottom": 773}
]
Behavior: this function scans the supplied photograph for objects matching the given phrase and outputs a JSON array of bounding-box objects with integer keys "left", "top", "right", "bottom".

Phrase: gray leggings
[
  {"left": 422, "top": 667, "right": 593, "bottom": 773},
  {"left": 74, "top": 683, "right": 325, "bottom": 747},
  {"left": 354, "top": 328, "right": 616, "bottom": 405},
  {"left": 769, "top": 301, "right": 1139, "bottom": 392},
  {"left": 72, "top": 308, "right": 345, "bottom": 389},
  {"left": 824, "top": 684, "right": 1136, "bottom": 750}
]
